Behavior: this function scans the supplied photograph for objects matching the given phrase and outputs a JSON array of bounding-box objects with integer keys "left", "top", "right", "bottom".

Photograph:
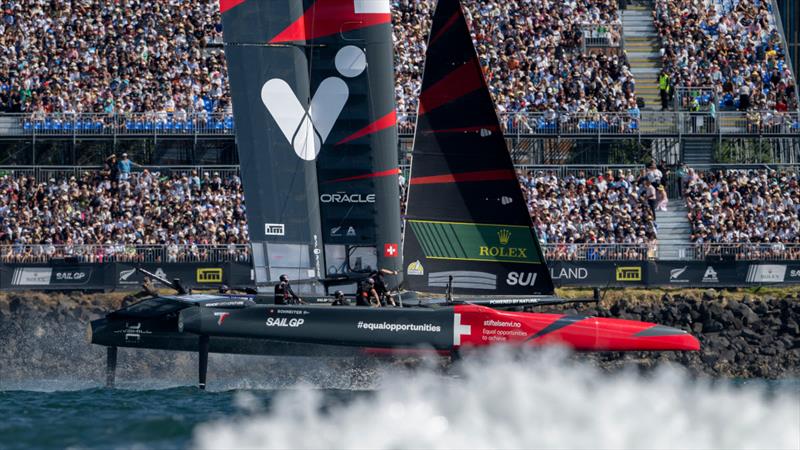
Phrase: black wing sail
[
  {"left": 221, "top": 0, "right": 402, "bottom": 293},
  {"left": 402, "top": 0, "right": 554, "bottom": 295}
]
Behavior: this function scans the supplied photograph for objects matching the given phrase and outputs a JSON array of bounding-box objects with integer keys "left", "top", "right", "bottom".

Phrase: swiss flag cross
[{"left": 384, "top": 243, "right": 398, "bottom": 257}]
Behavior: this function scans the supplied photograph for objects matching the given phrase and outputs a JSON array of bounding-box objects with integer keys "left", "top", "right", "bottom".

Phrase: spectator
[
  {"left": 0, "top": 169, "right": 249, "bottom": 262},
  {"left": 685, "top": 168, "right": 800, "bottom": 259},
  {"left": 652, "top": 0, "right": 797, "bottom": 112},
  {"left": 519, "top": 169, "right": 658, "bottom": 259},
  {"left": 116, "top": 153, "right": 139, "bottom": 181}
]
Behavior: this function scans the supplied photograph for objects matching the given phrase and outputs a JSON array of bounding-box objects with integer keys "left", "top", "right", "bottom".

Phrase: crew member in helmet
[
  {"left": 356, "top": 278, "right": 381, "bottom": 307},
  {"left": 331, "top": 290, "right": 349, "bottom": 306},
  {"left": 275, "top": 274, "right": 304, "bottom": 305},
  {"left": 370, "top": 268, "right": 398, "bottom": 306}
]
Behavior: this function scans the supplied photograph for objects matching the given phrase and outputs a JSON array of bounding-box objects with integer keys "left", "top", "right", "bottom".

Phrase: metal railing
[
  {"left": 0, "top": 244, "right": 251, "bottom": 264},
  {"left": 3, "top": 113, "right": 234, "bottom": 136},
  {"left": 543, "top": 242, "right": 800, "bottom": 261},
  {"left": 0, "top": 242, "right": 797, "bottom": 263},
  {"left": 581, "top": 23, "right": 622, "bottom": 48},
  {"left": 397, "top": 111, "right": 800, "bottom": 138},
  {"left": 542, "top": 243, "right": 653, "bottom": 261},
  {"left": 690, "top": 243, "right": 800, "bottom": 261},
  {"left": 4, "top": 111, "right": 799, "bottom": 138},
  {"left": 0, "top": 165, "right": 240, "bottom": 182}
]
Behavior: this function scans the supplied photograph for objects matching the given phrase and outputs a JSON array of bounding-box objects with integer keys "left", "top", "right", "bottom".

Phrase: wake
[{"left": 194, "top": 347, "right": 800, "bottom": 449}]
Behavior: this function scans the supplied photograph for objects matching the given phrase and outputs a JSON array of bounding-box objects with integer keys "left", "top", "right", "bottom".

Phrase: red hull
[{"left": 451, "top": 304, "right": 700, "bottom": 352}]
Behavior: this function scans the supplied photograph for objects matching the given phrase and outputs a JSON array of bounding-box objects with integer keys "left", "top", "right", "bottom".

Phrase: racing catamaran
[{"left": 88, "top": 0, "right": 698, "bottom": 389}]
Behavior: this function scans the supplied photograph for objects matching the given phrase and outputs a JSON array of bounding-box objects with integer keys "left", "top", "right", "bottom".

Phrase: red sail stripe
[
  {"left": 410, "top": 169, "right": 516, "bottom": 185},
  {"left": 219, "top": 0, "right": 246, "bottom": 13},
  {"left": 418, "top": 58, "right": 483, "bottom": 116},
  {"left": 325, "top": 168, "right": 400, "bottom": 184},
  {"left": 336, "top": 110, "right": 396, "bottom": 145},
  {"left": 425, "top": 125, "right": 499, "bottom": 134},
  {"left": 428, "top": 10, "right": 460, "bottom": 47},
  {"left": 270, "top": 0, "right": 391, "bottom": 43}
]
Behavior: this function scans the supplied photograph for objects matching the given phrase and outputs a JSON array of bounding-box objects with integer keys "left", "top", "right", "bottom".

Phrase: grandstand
[{"left": 0, "top": 0, "right": 799, "bottom": 288}]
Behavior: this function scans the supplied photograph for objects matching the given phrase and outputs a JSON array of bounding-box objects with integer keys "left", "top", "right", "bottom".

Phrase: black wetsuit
[
  {"left": 355, "top": 280, "right": 372, "bottom": 306},
  {"left": 370, "top": 271, "right": 389, "bottom": 298},
  {"left": 274, "top": 281, "right": 300, "bottom": 305}
]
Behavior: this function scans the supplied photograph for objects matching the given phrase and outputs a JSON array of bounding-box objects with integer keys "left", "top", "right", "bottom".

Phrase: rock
[{"left": 783, "top": 319, "right": 800, "bottom": 336}]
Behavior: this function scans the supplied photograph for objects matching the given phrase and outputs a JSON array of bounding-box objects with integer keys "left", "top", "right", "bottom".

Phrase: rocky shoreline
[{"left": 0, "top": 290, "right": 798, "bottom": 382}]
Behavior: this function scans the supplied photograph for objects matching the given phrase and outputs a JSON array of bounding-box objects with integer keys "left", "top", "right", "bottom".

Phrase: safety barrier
[
  {"left": 1, "top": 243, "right": 798, "bottom": 264},
  {"left": 2, "top": 259, "right": 799, "bottom": 291},
  {"left": 0, "top": 244, "right": 251, "bottom": 264},
  {"left": 0, "top": 165, "right": 241, "bottom": 183},
  {"left": 2, "top": 113, "right": 235, "bottom": 136},
  {"left": 4, "top": 111, "right": 799, "bottom": 138},
  {"left": 542, "top": 243, "right": 800, "bottom": 261}
]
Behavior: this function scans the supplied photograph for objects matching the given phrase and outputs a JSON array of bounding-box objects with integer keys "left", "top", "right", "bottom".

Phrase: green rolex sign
[{"left": 408, "top": 220, "right": 542, "bottom": 264}]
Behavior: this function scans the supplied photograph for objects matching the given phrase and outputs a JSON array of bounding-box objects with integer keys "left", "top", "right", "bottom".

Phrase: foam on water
[{"left": 194, "top": 348, "right": 800, "bottom": 450}]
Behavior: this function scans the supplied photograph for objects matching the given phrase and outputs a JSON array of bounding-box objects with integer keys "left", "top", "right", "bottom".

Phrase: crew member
[
  {"left": 356, "top": 278, "right": 381, "bottom": 307},
  {"left": 331, "top": 290, "right": 349, "bottom": 306},
  {"left": 370, "top": 268, "right": 399, "bottom": 307},
  {"left": 275, "top": 274, "right": 304, "bottom": 305}
]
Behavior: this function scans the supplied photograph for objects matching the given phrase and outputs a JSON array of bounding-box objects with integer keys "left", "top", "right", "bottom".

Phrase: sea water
[{"left": 0, "top": 348, "right": 797, "bottom": 450}]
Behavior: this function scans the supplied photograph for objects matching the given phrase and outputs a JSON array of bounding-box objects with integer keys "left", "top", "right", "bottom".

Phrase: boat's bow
[{"left": 453, "top": 304, "right": 700, "bottom": 352}]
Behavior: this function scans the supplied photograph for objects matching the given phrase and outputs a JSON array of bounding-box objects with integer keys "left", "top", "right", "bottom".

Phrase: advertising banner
[
  {"left": 548, "top": 262, "right": 647, "bottom": 287},
  {"left": 3, "top": 264, "right": 106, "bottom": 290},
  {"left": 1, "top": 262, "right": 252, "bottom": 291},
  {"left": 2, "top": 260, "right": 800, "bottom": 291}
]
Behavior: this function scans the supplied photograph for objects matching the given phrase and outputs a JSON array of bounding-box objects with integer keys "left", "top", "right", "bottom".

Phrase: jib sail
[
  {"left": 402, "top": 0, "right": 554, "bottom": 295},
  {"left": 220, "top": 0, "right": 402, "bottom": 292}
]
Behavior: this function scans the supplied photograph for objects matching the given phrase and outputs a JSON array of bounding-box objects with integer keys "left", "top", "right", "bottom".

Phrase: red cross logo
[
  {"left": 384, "top": 243, "right": 398, "bottom": 257},
  {"left": 453, "top": 313, "right": 472, "bottom": 346}
]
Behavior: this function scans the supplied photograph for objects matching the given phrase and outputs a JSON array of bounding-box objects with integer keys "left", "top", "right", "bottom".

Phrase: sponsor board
[
  {"left": 407, "top": 260, "right": 424, "bottom": 276},
  {"left": 196, "top": 268, "right": 223, "bottom": 283},
  {"left": 118, "top": 267, "right": 167, "bottom": 285},
  {"left": 53, "top": 269, "right": 91, "bottom": 283},
  {"left": 550, "top": 266, "right": 589, "bottom": 280},
  {"left": 11, "top": 268, "right": 52, "bottom": 286},
  {"left": 669, "top": 266, "right": 689, "bottom": 283},
  {"left": 702, "top": 266, "right": 719, "bottom": 283},
  {"left": 11, "top": 267, "right": 92, "bottom": 286},
  {"left": 745, "top": 264, "right": 786, "bottom": 283},
  {"left": 264, "top": 223, "right": 285, "bottom": 236},
  {"left": 407, "top": 221, "right": 541, "bottom": 264},
  {"left": 616, "top": 266, "right": 642, "bottom": 282}
]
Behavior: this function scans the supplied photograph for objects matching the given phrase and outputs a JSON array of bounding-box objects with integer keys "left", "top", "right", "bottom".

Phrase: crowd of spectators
[
  {"left": 0, "top": 0, "right": 634, "bottom": 120},
  {"left": 519, "top": 167, "right": 661, "bottom": 260},
  {"left": 683, "top": 168, "right": 800, "bottom": 259},
  {"left": 653, "top": 0, "right": 798, "bottom": 112},
  {"left": 394, "top": 0, "right": 635, "bottom": 116},
  {"left": 0, "top": 163, "right": 248, "bottom": 262},
  {"left": 0, "top": 0, "right": 229, "bottom": 116}
]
